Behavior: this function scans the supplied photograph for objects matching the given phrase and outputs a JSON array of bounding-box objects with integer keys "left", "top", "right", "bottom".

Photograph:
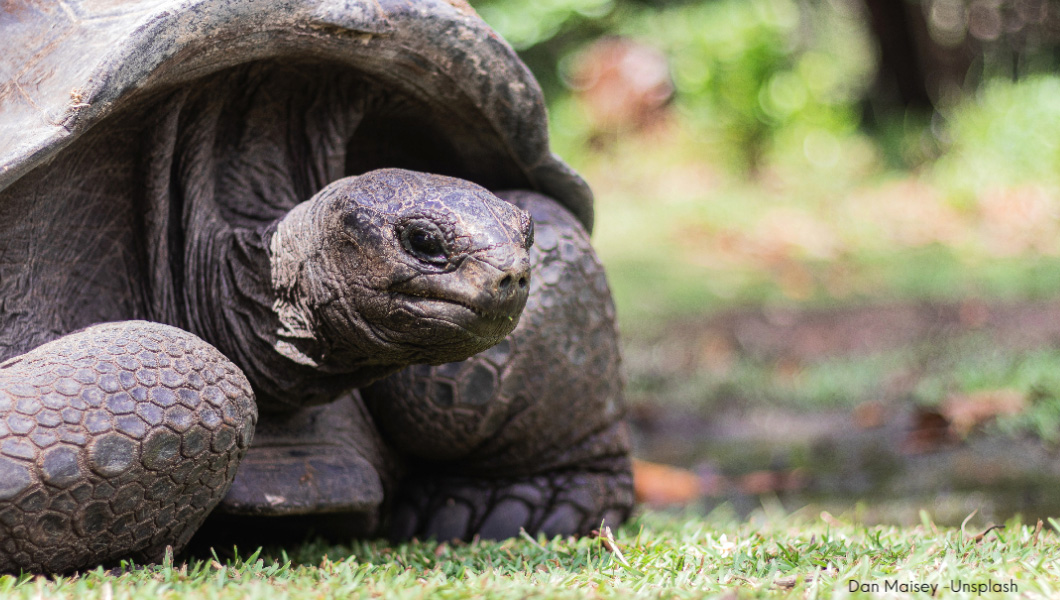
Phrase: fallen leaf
[
  {"left": 853, "top": 401, "right": 887, "bottom": 429},
  {"left": 942, "top": 389, "right": 1026, "bottom": 436},
  {"left": 591, "top": 526, "right": 639, "bottom": 573},
  {"left": 633, "top": 459, "right": 703, "bottom": 505},
  {"left": 971, "top": 524, "right": 1004, "bottom": 543},
  {"left": 773, "top": 575, "right": 800, "bottom": 589},
  {"left": 903, "top": 408, "right": 958, "bottom": 454}
]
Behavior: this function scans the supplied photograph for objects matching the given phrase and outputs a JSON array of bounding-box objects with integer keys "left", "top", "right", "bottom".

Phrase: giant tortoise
[{"left": 0, "top": 0, "right": 633, "bottom": 573}]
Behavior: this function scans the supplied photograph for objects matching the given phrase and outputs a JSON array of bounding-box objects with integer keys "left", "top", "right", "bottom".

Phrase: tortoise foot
[
  {"left": 389, "top": 467, "right": 633, "bottom": 542},
  {"left": 218, "top": 394, "right": 386, "bottom": 522},
  {"left": 192, "top": 394, "right": 391, "bottom": 550},
  {"left": 0, "top": 321, "right": 256, "bottom": 573}
]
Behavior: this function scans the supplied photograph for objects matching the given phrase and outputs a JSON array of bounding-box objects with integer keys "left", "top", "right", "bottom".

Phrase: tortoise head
[{"left": 269, "top": 168, "right": 533, "bottom": 370}]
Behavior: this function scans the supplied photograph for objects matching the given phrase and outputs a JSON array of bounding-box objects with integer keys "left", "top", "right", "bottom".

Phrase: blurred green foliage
[
  {"left": 934, "top": 75, "right": 1060, "bottom": 203},
  {"left": 472, "top": 0, "right": 1060, "bottom": 514},
  {"left": 471, "top": 0, "right": 1060, "bottom": 330},
  {"left": 473, "top": 0, "right": 614, "bottom": 52},
  {"left": 472, "top": 0, "right": 876, "bottom": 172},
  {"left": 625, "top": 0, "right": 873, "bottom": 171},
  {"left": 472, "top": 0, "right": 1060, "bottom": 180}
]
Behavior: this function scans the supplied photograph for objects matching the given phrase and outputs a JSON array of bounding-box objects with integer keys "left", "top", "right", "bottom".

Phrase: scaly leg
[{"left": 0, "top": 321, "right": 256, "bottom": 573}]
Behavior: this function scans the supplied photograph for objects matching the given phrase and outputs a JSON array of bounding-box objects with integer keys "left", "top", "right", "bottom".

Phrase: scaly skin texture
[
  {"left": 0, "top": 322, "right": 256, "bottom": 574},
  {"left": 362, "top": 192, "right": 633, "bottom": 541},
  {"left": 207, "top": 191, "right": 632, "bottom": 543}
]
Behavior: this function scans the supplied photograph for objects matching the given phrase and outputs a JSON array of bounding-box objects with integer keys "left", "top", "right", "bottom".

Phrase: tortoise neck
[{"left": 192, "top": 225, "right": 401, "bottom": 410}]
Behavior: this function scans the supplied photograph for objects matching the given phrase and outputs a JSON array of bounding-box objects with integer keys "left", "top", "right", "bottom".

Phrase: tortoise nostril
[
  {"left": 518, "top": 276, "right": 528, "bottom": 289},
  {"left": 499, "top": 275, "right": 513, "bottom": 290}
]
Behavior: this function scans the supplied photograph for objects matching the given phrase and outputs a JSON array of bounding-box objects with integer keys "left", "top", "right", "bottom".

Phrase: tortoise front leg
[
  {"left": 0, "top": 321, "right": 256, "bottom": 573},
  {"left": 362, "top": 191, "right": 633, "bottom": 541}
]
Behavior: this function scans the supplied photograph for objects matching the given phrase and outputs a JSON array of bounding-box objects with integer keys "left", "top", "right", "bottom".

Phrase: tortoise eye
[{"left": 400, "top": 220, "right": 449, "bottom": 265}]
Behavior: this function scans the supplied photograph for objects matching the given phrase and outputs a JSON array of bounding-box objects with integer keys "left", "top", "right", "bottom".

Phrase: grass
[
  {"left": 587, "top": 139, "right": 1060, "bottom": 336},
  {"left": 6, "top": 509, "right": 1060, "bottom": 598}
]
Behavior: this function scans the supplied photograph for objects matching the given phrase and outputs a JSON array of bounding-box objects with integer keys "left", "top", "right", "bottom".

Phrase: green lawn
[{"left": 7, "top": 510, "right": 1059, "bottom": 598}]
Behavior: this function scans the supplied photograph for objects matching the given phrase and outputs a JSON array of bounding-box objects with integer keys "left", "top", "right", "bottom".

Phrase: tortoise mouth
[
  {"left": 391, "top": 291, "right": 522, "bottom": 341},
  {"left": 394, "top": 292, "right": 487, "bottom": 317}
]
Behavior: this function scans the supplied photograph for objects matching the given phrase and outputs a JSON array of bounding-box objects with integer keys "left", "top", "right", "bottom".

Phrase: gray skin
[{"left": 0, "top": 0, "right": 633, "bottom": 572}]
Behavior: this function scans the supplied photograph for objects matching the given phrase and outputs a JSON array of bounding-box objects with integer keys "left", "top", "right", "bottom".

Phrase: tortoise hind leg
[
  {"left": 362, "top": 191, "right": 633, "bottom": 541},
  {"left": 0, "top": 321, "right": 256, "bottom": 573}
]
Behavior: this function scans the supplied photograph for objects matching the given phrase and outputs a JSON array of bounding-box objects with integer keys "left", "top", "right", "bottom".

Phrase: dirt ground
[{"left": 627, "top": 299, "right": 1060, "bottom": 525}]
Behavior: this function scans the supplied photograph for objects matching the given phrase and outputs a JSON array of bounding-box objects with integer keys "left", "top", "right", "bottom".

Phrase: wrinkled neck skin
[
  {"left": 140, "top": 66, "right": 531, "bottom": 410},
  {"left": 186, "top": 216, "right": 403, "bottom": 411}
]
